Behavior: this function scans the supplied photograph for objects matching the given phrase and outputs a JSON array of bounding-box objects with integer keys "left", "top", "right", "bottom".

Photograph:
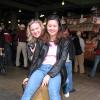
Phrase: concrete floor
[{"left": 0, "top": 66, "right": 100, "bottom": 100}]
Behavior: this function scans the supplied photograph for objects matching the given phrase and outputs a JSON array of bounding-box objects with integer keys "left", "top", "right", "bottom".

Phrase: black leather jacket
[
  {"left": 63, "top": 37, "right": 75, "bottom": 61},
  {"left": 60, "top": 37, "right": 75, "bottom": 83},
  {"left": 27, "top": 39, "right": 70, "bottom": 78}
]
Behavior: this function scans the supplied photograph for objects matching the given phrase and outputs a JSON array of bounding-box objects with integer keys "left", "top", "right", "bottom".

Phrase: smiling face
[
  {"left": 30, "top": 22, "right": 42, "bottom": 38},
  {"left": 47, "top": 20, "right": 59, "bottom": 41}
]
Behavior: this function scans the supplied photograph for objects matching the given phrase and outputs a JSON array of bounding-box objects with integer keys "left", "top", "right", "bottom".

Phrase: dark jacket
[
  {"left": 61, "top": 37, "right": 75, "bottom": 61},
  {"left": 0, "top": 31, "right": 4, "bottom": 48},
  {"left": 95, "top": 40, "right": 100, "bottom": 50},
  {"left": 60, "top": 37, "right": 75, "bottom": 83},
  {"left": 72, "top": 35, "right": 82, "bottom": 55},
  {"left": 15, "top": 30, "right": 27, "bottom": 42},
  {"left": 27, "top": 39, "right": 70, "bottom": 78}
]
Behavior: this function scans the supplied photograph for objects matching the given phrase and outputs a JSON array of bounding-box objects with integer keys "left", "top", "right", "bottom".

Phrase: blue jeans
[
  {"left": 21, "top": 64, "right": 61, "bottom": 100},
  {"left": 90, "top": 55, "right": 100, "bottom": 77},
  {"left": 63, "top": 61, "right": 73, "bottom": 93}
]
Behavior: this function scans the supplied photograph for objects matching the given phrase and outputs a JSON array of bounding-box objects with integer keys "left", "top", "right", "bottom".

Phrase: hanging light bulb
[
  {"left": 8, "top": 20, "right": 11, "bottom": 24},
  {"left": 19, "top": 9, "right": 22, "bottom": 13},
  {"left": 62, "top": 1, "right": 65, "bottom": 6},
  {"left": 40, "top": 14, "right": 45, "bottom": 18}
]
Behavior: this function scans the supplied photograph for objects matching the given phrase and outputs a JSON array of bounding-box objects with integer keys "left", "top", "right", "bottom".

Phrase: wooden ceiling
[
  {"left": 0, "top": 0, "right": 100, "bottom": 12},
  {"left": 0, "top": 0, "right": 100, "bottom": 22}
]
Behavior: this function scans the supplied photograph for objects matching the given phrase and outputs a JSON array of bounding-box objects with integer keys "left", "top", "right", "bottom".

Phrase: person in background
[
  {"left": 89, "top": 33, "right": 100, "bottom": 77},
  {"left": 62, "top": 24, "right": 75, "bottom": 98},
  {"left": 84, "top": 32, "right": 96, "bottom": 64},
  {"left": 21, "top": 15, "right": 69, "bottom": 100},
  {"left": 0, "top": 26, "right": 5, "bottom": 73},
  {"left": 76, "top": 31, "right": 85, "bottom": 74},
  {"left": 72, "top": 31, "right": 85, "bottom": 74},
  {"left": 4, "top": 27, "right": 13, "bottom": 66},
  {"left": 16, "top": 24, "right": 28, "bottom": 69},
  {"left": 0, "top": 26, "right": 4, "bottom": 49},
  {"left": 11, "top": 28, "right": 18, "bottom": 66}
]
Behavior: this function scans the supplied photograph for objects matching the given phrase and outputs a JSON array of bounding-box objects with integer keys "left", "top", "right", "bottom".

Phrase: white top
[
  {"left": 42, "top": 42, "right": 57, "bottom": 65},
  {"left": 66, "top": 53, "right": 71, "bottom": 62},
  {"left": 79, "top": 37, "right": 85, "bottom": 52}
]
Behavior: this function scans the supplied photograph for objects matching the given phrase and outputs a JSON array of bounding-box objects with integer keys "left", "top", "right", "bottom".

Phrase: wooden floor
[{"left": 0, "top": 66, "right": 100, "bottom": 100}]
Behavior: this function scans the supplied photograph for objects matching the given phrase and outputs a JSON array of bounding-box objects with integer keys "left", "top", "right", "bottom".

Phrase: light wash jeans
[
  {"left": 90, "top": 55, "right": 100, "bottom": 77},
  {"left": 21, "top": 64, "right": 61, "bottom": 100},
  {"left": 63, "top": 61, "right": 73, "bottom": 93}
]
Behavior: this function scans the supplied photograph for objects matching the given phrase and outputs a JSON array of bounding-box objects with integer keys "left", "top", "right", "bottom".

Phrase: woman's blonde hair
[{"left": 27, "top": 19, "right": 44, "bottom": 42}]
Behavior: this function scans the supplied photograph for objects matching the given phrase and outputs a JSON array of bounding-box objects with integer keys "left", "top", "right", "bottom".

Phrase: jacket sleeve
[{"left": 47, "top": 39, "right": 70, "bottom": 78}]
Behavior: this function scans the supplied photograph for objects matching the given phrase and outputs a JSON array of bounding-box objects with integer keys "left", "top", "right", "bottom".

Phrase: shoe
[
  {"left": 23, "top": 66, "right": 28, "bottom": 70},
  {"left": 0, "top": 68, "right": 6, "bottom": 75},
  {"left": 88, "top": 74, "right": 95, "bottom": 78},
  {"left": 16, "top": 66, "right": 19, "bottom": 67},
  {"left": 64, "top": 92, "right": 69, "bottom": 98},
  {"left": 69, "top": 89, "right": 76, "bottom": 93},
  {"left": 16, "top": 66, "right": 21, "bottom": 68}
]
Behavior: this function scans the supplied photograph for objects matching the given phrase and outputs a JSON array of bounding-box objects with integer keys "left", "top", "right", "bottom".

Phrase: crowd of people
[{"left": 0, "top": 14, "right": 100, "bottom": 100}]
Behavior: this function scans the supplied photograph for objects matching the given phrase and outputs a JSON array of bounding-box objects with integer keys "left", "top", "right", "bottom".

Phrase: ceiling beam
[
  {"left": 0, "top": 0, "right": 37, "bottom": 11},
  {"left": 0, "top": 0, "right": 82, "bottom": 12},
  {"left": 37, "top": 3, "right": 79, "bottom": 11}
]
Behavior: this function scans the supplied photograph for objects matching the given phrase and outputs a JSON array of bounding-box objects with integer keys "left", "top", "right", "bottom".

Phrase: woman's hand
[
  {"left": 30, "top": 47, "right": 35, "bottom": 53},
  {"left": 22, "top": 78, "right": 29, "bottom": 85},
  {"left": 30, "top": 43, "right": 36, "bottom": 53},
  {"left": 41, "top": 75, "right": 50, "bottom": 87}
]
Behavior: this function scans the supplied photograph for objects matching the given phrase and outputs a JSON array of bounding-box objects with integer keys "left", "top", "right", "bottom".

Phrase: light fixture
[
  {"left": 40, "top": 14, "right": 45, "bottom": 18},
  {"left": 8, "top": 21, "right": 11, "bottom": 24},
  {"left": 62, "top": 1, "right": 65, "bottom": 6},
  {"left": 19, "top": 9, "right": 22, "bottom": 13},
  {"left": 18, "top": 19, "right": 20, "bottom": 23},
  {"left": 91, "top": 6, "right": 97, "bottom": 11}
]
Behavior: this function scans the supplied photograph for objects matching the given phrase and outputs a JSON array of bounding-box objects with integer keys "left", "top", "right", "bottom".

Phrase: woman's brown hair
[
  {"left": 62, "top": 24, "right": 71, "bottom": 39},
  {"left": 40, "top": 15, "right": 63, "bottom": 44}
]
